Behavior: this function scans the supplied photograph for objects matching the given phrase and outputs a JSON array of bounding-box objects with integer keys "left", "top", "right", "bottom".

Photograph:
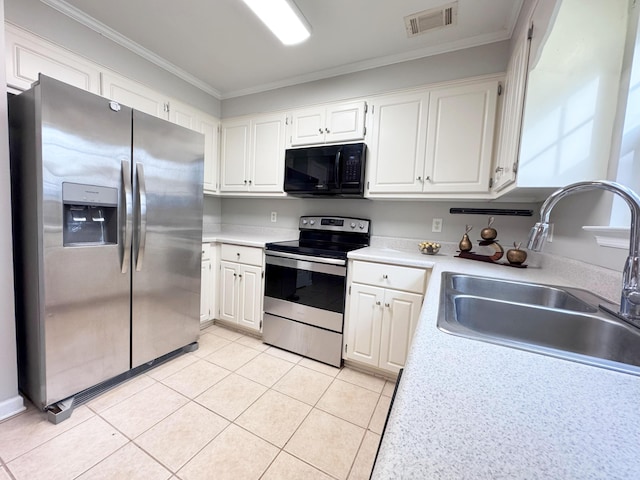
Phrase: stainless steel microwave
[{"left": 283, "top": 143, "right": 366, "bottom": 197}]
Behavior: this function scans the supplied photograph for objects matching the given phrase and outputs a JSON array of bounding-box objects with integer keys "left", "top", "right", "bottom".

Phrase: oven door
[{"left": 264, "top": 252, "right": 347, "bottom": 332}]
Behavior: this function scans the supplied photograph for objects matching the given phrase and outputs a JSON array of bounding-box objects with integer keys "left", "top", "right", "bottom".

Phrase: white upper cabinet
[
  {"left": 220, "top": 113, "right": 286, "bottom": 194},
  {"left": 492, "top": 24, "right": 531, "bottom": 193},
  {"left": 5, "top": 24, "right": 101, "bottom": 93},
  {"left": 366, "top": 91, "right": 430, "bottom": 194},
  {"left": 289, "top": 101, "right": 367, "bottom": 146},
  {"left": 220, "top": 118, "right": 251, "bottom": 191},
  {"left": 250, "top": 113, "right": 286, "bottom": 192},
  {"left": 198, "top": 114, "right": 220, "bottom": 194},
  {"left": 424, "top": 79, "right": 499, "bottom": 193},
  {"left": 367, "top": 76, "right": 500, "bottom": 196},
  {"left": 101, "top": 72, "right": 169, "bottom": 119}
]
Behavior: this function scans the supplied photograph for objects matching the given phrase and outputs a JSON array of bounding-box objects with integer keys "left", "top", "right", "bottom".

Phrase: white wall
[
  {"left": 222, "top": 41, "right": 509, "bottom": 117},
  {"left": 4, "top": 0, "right": 221, "bottom": 117},
  {"left": 0, "top": 0, "right": 25, "bottom": 420},
  {"left": 221, "top": 197, "right": 539, "bottom": 249}
]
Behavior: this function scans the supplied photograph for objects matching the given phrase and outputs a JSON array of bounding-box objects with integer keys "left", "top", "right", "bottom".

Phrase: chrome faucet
[{"left": 527, "top": 180, "right": 640, "bottom": 326}]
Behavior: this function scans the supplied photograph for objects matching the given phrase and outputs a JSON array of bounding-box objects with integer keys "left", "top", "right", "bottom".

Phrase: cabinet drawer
[
  {"left": 351, "top": 261, "right": 427, "bottom": 293},
  {"left": 202, "top": 243, "right": 211, "bottom": 260},
  {"left": 220, "top": 244, "right": 263, "bottom": 266}
]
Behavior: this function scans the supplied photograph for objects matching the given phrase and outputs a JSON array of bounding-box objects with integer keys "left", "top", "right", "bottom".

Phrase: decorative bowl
[{"left": 419, "top": 242, "right": 441, "bottom": 255}]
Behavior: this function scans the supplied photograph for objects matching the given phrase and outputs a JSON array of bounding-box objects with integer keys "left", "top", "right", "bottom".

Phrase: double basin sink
[{"left": 438, "top": 272, "right": 640, "bottom": 376}]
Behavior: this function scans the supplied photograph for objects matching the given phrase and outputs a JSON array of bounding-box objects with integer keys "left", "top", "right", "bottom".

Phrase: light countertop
[
  {"left": 202, "top": 231, "right": 296, "bottom": 247},
  {"left": 355, "top": 248, "right": 640, "bottom": 479}
]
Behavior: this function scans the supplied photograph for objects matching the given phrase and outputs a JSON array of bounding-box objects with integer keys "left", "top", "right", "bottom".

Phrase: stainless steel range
[{"left": 263, "top": 216, "right": 371, "bottom": 367}]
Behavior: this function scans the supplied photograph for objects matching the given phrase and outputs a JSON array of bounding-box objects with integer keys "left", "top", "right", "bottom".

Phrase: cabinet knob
[
  {"left": 325, "top": 127, "right": 330, "bottom": 133},
  {"left": 382, "top": 274, "right": 388, "bottom": 279},
  {"left": 244, "top": 180, "right": 247, "bottom": 184},
  {"left": 417, "top": 176, "right": 422, "bottom": 182},
  {"left": 385, "top": 303, "right": 390, "bottom": 308},
  {"left": 238, "top": 274, "right": 242, "bottom": 279},
  {"left": 237, "top": 252, "right": 240, "bottom": 257},
  {"left": 248, "top": 180, "right": 252, "bottom": 185},
  {"left": 375, "top": 301, "right": 381, "bottom": 306},
  {"left": 318, "top": 128, "right": 323, "bottom": 134},
  {"left": 495, "top": 167, "right": 504, "bottom": 173},
  {"left": 233, "top": 273, "right": 237, "bottom": 277},
  {"left": 425, "top": 176, "right": 431, "bottom": 182}
]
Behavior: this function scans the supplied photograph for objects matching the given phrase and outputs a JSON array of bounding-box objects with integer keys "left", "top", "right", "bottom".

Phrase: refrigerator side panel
[
  {"left": 131, "top": 111, "right": 203, "bottom": 367},
  {"left": 9, "top": 85, "right": 47, "bottom": 407},
  {"left": 39, "top": 76, "right": 133, "bottom": 405}
]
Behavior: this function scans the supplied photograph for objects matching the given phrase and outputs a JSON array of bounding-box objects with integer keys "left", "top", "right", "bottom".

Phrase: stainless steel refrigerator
[{"left": 9, "top": 75, "right": 204, "bottom": 421}]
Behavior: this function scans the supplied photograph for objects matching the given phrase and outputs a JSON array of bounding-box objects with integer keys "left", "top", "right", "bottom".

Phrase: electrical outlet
[
  {"left": 270, "top": 211, "right": 277, "bottom": 223},
  {"left": 432, "top": 218, "right": 443, "bottom": 233}
]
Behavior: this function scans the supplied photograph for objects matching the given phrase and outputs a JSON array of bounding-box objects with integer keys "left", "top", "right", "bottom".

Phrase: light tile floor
[{"left": 0, "top": 324, "right": 394, "bottom": 480}]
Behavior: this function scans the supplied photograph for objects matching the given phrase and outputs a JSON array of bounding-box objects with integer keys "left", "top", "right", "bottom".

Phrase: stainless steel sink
[
  {"left": 438, "top": 272, "right": 640, "bottom": 375},
  {"left": 450, "top": 274, "right": 598, "bottom": 312}
]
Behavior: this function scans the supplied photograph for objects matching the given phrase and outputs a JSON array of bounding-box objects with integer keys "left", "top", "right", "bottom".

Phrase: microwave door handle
[{"left": 334, "top": 150, "right": 342, "bottom": 188}]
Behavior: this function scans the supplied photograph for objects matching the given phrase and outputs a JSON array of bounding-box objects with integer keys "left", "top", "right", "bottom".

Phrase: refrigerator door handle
[
  {"left": 121, "top": 160, "right": 133, "bottom": 274},
  {"left": 135, "top": 162, "right": 147, "bottom": 271}
]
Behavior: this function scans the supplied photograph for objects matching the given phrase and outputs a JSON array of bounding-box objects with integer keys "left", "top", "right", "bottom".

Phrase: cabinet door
[
  {"left": 5, "top": 24, "right": 101, "bottom": 93},
  {"left": 379, "top": 290, "right": 422, "bottom": 374},
  {"left": 250, "top": 113, "right": 286, "bottom": 192},
  {"left": 101, "top": 72, "right": 169, "bottom": 119},
  {"left": 238, "top": 264, "right": 263, "bottom": 332},
  {"left": 200, "top": 259, "right": 212, "bottom": 323},
  {"left": 346, "top": 284, "right": 383, "bottom": 368},
  {"left": 290, "top": 107, "right": 325, "bottom": 146},
  {"left": 169, "top": 99, "right": 199, "bottom": 130},
  {"left": 424, "top": 80, "right": 498, "bottom": 193},
  {"left": 219, "top": 261, "right": 239, "bottom": 323},
  {"left": 200, "top": 114, "right": 220, "bottom": 194},
  {"left": 220, "top": 118, "right": 250, "bottom": 191},
  {"left": 367, "top": 92, "right": 429, "bottom": 194},
  {"left": 325, "top": 101, "right": 366, "bottom": 143},
  {"left": 493, "top": 29, "right": 531, "bottom": 192}
]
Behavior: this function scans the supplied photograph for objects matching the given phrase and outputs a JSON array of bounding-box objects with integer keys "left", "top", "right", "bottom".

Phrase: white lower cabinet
[
  {"left": 345, "top": 261, "right": 428, "bottom": 374},
  {"left": 217, "top": 244, "right": 264, "bottom": 332},
  {"left": 200, "top": 243, "right": 218, "bottom": 324}
]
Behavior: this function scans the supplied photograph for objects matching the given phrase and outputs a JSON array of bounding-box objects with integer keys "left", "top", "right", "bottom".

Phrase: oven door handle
[
  {"left": 266, "top": 253, "right": 347, "bottom": 276},
  {"left": 266, "top": 250, "right": 346, "bottom": 266}
]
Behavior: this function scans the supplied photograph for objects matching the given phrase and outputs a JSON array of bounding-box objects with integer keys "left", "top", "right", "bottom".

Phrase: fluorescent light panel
[{"left": 243, "top": 0, "right": 311, "bottom": 45}]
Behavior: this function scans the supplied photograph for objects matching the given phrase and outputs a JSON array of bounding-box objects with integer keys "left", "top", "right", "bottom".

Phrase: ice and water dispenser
[{"left": 62, "top": 182, "right": 118, "bottom": 246}]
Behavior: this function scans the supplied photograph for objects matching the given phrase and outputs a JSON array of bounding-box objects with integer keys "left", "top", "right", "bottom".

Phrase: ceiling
[{"left": 45, "top": 0, "right": 523, "bottom": 100}]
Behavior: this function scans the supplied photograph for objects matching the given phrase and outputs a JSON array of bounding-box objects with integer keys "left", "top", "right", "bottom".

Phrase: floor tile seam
[
  {"left": 200, "top": 350, "right": 260, "bottom": 372},
  {"left": 158, "top": 365, "right": 233, "bottom": 399},
  {"left": 294, "top": 361, "right": 341, "bottom": 378},
  {"left": 256, "top": 448, "right": 342, "bottom": 480},
  {"left": 85, "top": 375, "right": 160, "bottom": 415},
  {"left": 1, "top": 408, "right": 99, "bottom": 466},
  {"left": 193, "top": 381, "right": 270, "bottom": 422},
  {"left": 344, "top": 424, "right": 371, "bottom": 480},
  {"left": 95, "top": 391, "right": 190, "bottom": 443},
  {"left": 309, "top": 403, "right": 371, "bottom": 436},
  {"left": 0, "top": 457, "right": 17, "bottom": 480},
  {"left": 269, "top": 378, "right": 331, "bottom": 408},
  {"left": 131, "top": 431, "right": 206, "bottom": 476},
  {"left": 232, "top": 359, "right": 295, "bottom": 388},
  {"left": 335, "top": 373, "right": 387, "bottom": 394}
]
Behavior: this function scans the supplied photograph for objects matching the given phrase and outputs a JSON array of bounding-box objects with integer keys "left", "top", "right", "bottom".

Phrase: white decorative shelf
[{"left": 582, "top": 226, "right": 630, "bottom": 250}]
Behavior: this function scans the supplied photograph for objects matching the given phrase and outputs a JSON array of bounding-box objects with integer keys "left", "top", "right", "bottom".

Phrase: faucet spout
[{"left": 527, "top": 180, "right": 640, "bottom": 325}]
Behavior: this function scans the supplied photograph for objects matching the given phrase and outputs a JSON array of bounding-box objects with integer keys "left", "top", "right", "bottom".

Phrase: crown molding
[
  {"left": 40, "top": 0, "right": 222, "bottom": 99},
  {"left": 220, "top": 29, "right": 512, "bottom": 99}
]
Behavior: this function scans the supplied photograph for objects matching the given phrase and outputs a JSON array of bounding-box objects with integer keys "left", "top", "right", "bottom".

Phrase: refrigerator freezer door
[
  {"left": 37, "top": 76, "right": 132, "bottom": 406},
  {"left": 131, "top": 111, "right": 204, "bottom": 367}
]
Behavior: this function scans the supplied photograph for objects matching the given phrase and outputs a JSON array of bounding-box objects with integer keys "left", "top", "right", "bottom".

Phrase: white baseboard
[{"left": 0, "top": 394, "right": 26, "bottom": 421}]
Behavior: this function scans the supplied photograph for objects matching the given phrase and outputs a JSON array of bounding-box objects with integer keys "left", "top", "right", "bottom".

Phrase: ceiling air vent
[{"left": 404, "top": 2, "right": 458, "bottom": 38}]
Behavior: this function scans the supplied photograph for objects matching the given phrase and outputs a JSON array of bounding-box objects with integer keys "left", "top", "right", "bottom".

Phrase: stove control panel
[{"left": 299, "top": 216, "right": 370, "bottom": 234}]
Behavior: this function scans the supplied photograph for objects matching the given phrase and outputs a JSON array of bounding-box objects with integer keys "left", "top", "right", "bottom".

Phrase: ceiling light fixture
[{"left": 242, "top": 0, "right": 311, "bottom": 45}]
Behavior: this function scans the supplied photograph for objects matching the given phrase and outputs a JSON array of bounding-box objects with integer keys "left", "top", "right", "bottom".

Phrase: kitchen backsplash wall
[{"left": 220, "top": 197, "right": 540, "bottom": 251}]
